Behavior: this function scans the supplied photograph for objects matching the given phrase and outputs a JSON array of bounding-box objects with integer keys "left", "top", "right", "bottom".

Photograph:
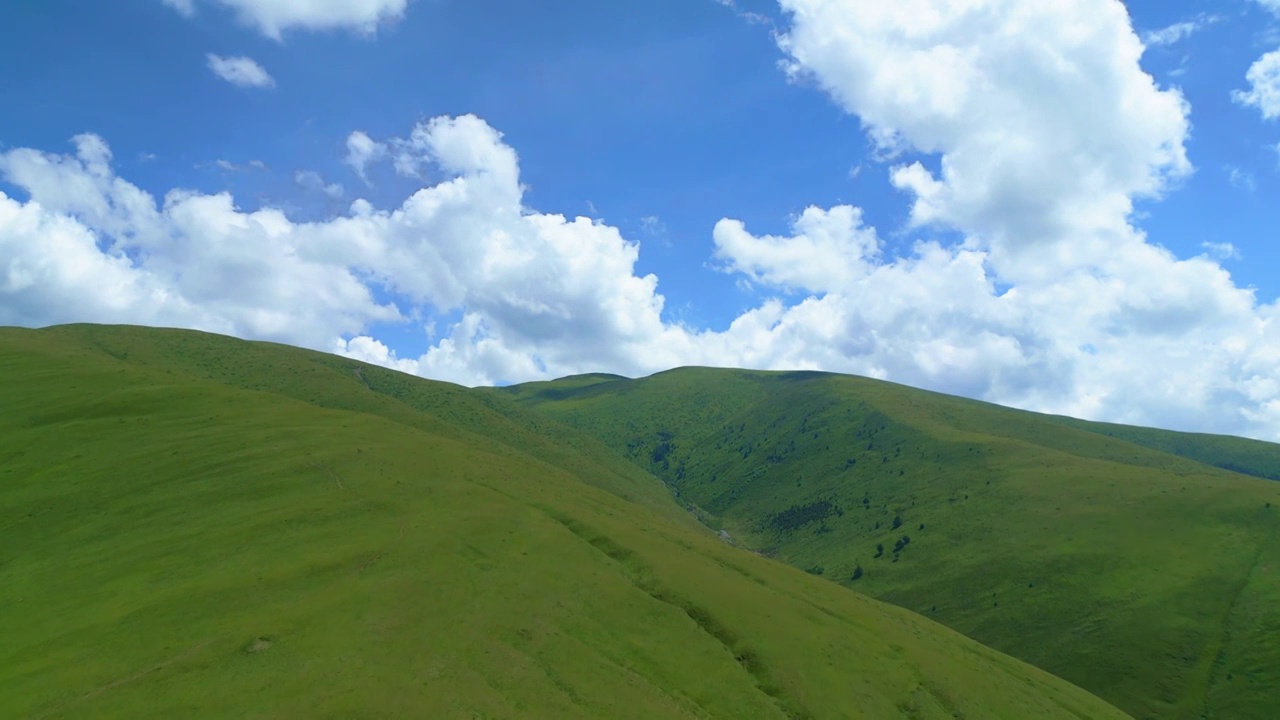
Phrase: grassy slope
[
  {"left": 0, "top": 326, "right": 1129, "bottom": 720},
  {"left": 499, "top": 368, "right": 1280, "bottom": 720},
  {"left": 51, "top": 324, "right": 688, "bottom": 526},
  {"left": 1048, "top": 416, "right": 1280, "bottom": 481}
]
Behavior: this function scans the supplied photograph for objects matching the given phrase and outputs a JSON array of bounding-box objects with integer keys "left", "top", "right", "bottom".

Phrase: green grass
[
  {"left": 0, "top": 325, "right": 1129, "bottom": 719},
  {"left": 1049, "top": 415, "right": 1280, "bottom": 481},
  {"left": 500, "top": 367, "right": 1280, "bottom": 720}
]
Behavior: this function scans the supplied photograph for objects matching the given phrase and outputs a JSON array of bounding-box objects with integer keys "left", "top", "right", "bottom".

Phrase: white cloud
[
  {"left": 1202, "top": 242, "right": 1241, "bottom": 261},
  {"left": 202, "top": 159, "right": 266, "bottom": 172},
  {"left": 344, "top": 131, "right": 386, "bottom": 183},
  {"left": 1143, "top": 22, "right": 1197, "bottom": 48},
  {"left": 1235, "top": 49, "right": 1280, "bottom": 121},
  {"left": 206, "top": 54, "right": 275, "bottom": 89},
  {"left": 1142, "top": 15, "right": 1218, "bottom": 48},
  {"left": 168, "top": 0, "right": 408, "bottom": 39},
  {"left": 334, "top": 335, "right": 419, "bottom": 374},
  {"left": 776, "top": 0, "right": 1192, "bottom": 284},
  {"left": 0, "top": 134, "right": 399, "bottom": 346},
  {"left": 295, "top": 170, "right": 344, "bottom": 199},
  {"left": 639, "top": 215, "right": 669, "bottom": 240},
  {"left": 0, "top": 191, "right": 206, "bottom": 331},
  {"left": 370, "top": 118, "right": 525, "bottom": 181},
  {"left": 1257, "top": 0, "right": 1280, "bottom": 16},
  {"left": 713, "top": 205, "right": 880, "bottom": 294},
  {"left": 0, "top": 120, "right": 686, "bottom": 387},
  {"left": 322, "top": 118, "right": 682, "bottom": 384},
  {"left": 710, "top": 207, "right": 1278, "bottom": 439}
]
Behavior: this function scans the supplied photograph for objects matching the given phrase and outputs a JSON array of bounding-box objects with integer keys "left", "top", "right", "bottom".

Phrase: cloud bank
[{"left": 4, "top": 0, "right": 1280, "bottom": 441}]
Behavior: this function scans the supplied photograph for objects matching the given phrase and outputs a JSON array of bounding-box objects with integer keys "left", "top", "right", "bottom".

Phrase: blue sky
[{"left": 2, "top": 0, "right": 1280, "bottom": 439}]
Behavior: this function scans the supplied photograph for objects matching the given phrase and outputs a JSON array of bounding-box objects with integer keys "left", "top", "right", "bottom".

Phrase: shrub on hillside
[{"left": 768, "top": 500, "right": 839, "bottom": 533}]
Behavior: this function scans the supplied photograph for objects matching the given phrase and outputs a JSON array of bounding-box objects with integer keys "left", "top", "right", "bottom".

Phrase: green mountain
[
  {"left": 499, "top": 368, "right": 1280, "bottom": 720},
  {"left": 0, "top": 326, "right": 1129, "bottom": 719}
]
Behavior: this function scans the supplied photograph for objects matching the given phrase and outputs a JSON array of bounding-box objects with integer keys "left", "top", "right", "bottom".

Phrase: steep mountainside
[
  {"left": 0, "top": 326, "right": 1129, "bottom": 719},
  {"left": 500, "top": 368, "right": 1280, "bottom": 720}
]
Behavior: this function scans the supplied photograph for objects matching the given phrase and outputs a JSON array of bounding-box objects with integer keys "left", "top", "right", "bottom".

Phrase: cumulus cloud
[
  {"left": 712, "top": 206, "right": 880, "bottom": 294},
  {"left": 320, "top": 117, "right": 689, "bottom": 385},
  {"left": 0, "top": 120, "right": 691, "bottom": 387},
  {"left": 0, "top": 133, "right": 399, "bottom": 345},
  {"left": 344, "top": 131, "right": 386, "bottom": 183},
  {"left": 206, "top": 54, "right": 275, "bottom": 89},
  {"left": 167, "top": 0, "right": 408, "bottom": 39},
  {"left": 335, "top": 335, "right": 419, "bottom": 374},
  {"left": 777, "top": 0, "right": 1191, "bottom": 281},
  {"left": 1235, "top": 49, "right": 1280, "bottom": 121}
]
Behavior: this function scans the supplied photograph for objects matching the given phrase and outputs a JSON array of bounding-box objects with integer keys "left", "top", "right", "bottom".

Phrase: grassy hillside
[
  {"left": 1048, "top": 416, "right": 1280, "bottom": 482},
  {"left": 0, "top": 326, "right": 1129, "bottom": 719},
  {"left": 500, "top": 368, "right": 1280, "bottom": 720}
]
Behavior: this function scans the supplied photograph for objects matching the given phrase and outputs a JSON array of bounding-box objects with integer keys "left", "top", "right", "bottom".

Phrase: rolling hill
[
  {"left": 0, "top": 325, "right": 1130, "bottom": 719},
  {"left": 499, "top": 368, "right": 1280, "bottom": 720}
]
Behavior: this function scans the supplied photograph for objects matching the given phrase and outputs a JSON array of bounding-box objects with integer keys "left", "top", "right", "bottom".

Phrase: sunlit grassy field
[{"left": 0, "top": 325, "right": 1130, "bottom": 719}]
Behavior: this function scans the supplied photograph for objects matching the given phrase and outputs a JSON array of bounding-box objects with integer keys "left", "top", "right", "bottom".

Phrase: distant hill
[
  {"left": 1048, "top": 416, "right": 1280, "bottom": 482},
  {"left": 0, "top": 326, "right": 1128, "bottom": 719},
  {"left": 500, "top": 367, "right": 1280, "bottom": 720}
]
